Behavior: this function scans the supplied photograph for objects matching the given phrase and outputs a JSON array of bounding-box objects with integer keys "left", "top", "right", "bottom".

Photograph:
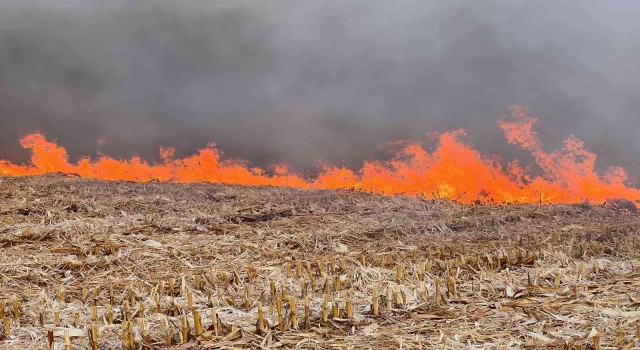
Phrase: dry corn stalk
[
  {"left": 181, "top": 314, "right": 189, "bottom": 343},
  {"left": 372, "top": 287, "right": 379, "bottom": 316}
]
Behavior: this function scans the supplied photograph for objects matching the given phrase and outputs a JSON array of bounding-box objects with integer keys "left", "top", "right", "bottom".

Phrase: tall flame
[{"left": 2, "top": 106, "right": 638, "bottom": 205}]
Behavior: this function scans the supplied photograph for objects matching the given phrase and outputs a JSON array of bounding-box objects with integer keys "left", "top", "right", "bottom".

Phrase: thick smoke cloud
[{"left": 1, "top": 0, "right": 639, "bottom": 175}]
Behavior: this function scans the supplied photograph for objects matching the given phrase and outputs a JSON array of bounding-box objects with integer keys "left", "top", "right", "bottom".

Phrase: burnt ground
[{"left": 1, "top": 174, "right": 640, "bottom": 349}]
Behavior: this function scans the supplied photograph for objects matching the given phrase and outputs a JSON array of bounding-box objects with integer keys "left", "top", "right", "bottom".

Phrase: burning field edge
[{"left": 1, "top": 174, "right": 640, "bottom": 349}]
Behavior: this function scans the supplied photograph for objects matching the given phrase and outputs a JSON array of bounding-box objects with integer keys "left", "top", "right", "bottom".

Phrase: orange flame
[{"left": 2, "top": 106, "right": 638, "bottom": 205}]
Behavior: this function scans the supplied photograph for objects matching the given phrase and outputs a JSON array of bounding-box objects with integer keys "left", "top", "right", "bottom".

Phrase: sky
[{"left": 0, "top": 0, "right": 639, "bottom": 175}]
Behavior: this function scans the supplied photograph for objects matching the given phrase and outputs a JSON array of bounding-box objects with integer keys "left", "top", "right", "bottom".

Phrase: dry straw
[{"left": 0, "top": 174, "right": 639, "bottom": 348}]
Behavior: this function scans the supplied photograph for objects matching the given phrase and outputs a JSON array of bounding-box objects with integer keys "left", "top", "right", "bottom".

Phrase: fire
[{"left": 2, "top": 106, "right": 639, "bottom": 206}]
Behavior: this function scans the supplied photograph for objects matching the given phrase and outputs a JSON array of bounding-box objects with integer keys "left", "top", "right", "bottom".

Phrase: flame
[{"left": 2, "top": 106, "right": 639, "bottom": 205}]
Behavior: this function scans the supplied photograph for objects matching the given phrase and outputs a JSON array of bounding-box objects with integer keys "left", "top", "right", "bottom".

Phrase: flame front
[{"left": 2, "top": 106, "right": 639, "bottom": 205}]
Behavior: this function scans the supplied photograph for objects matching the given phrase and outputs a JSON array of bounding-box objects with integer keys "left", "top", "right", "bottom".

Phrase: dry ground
[{"left": 1, "top": 174, "right": 640, "bottom": 349}]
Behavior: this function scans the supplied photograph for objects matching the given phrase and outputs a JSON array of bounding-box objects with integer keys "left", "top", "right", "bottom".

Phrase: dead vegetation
[{"left": 1, "top": 174, "right": 640, "bottom": 349}]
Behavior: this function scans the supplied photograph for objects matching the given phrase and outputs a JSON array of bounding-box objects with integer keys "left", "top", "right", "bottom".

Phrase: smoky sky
[{"left": 1, "top": 0, "right": 640, "bottom": 176}]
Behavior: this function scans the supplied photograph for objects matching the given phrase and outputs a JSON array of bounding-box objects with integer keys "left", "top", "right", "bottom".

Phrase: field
[{"left": 1, "top": 175, "right": 640, "bottom": 349}]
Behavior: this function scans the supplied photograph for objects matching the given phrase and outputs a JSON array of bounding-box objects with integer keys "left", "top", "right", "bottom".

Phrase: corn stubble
[{"left": 1, "top": 175, "right": 640, "bottom": 349}]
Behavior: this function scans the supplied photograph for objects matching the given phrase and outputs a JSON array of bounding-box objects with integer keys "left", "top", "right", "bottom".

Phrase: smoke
[{"left": 1, "top": 0, "right": 639, "bottom": 175}]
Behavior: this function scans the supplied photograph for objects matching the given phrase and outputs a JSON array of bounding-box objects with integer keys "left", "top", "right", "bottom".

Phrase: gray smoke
[{"left": 1, "top": 0, "right": 639, "bottom": 177}]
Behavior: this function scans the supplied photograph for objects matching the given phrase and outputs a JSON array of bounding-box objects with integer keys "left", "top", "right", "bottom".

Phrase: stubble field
[{"left": 1, "top": 174, "right": 640, "bottom": 349}]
